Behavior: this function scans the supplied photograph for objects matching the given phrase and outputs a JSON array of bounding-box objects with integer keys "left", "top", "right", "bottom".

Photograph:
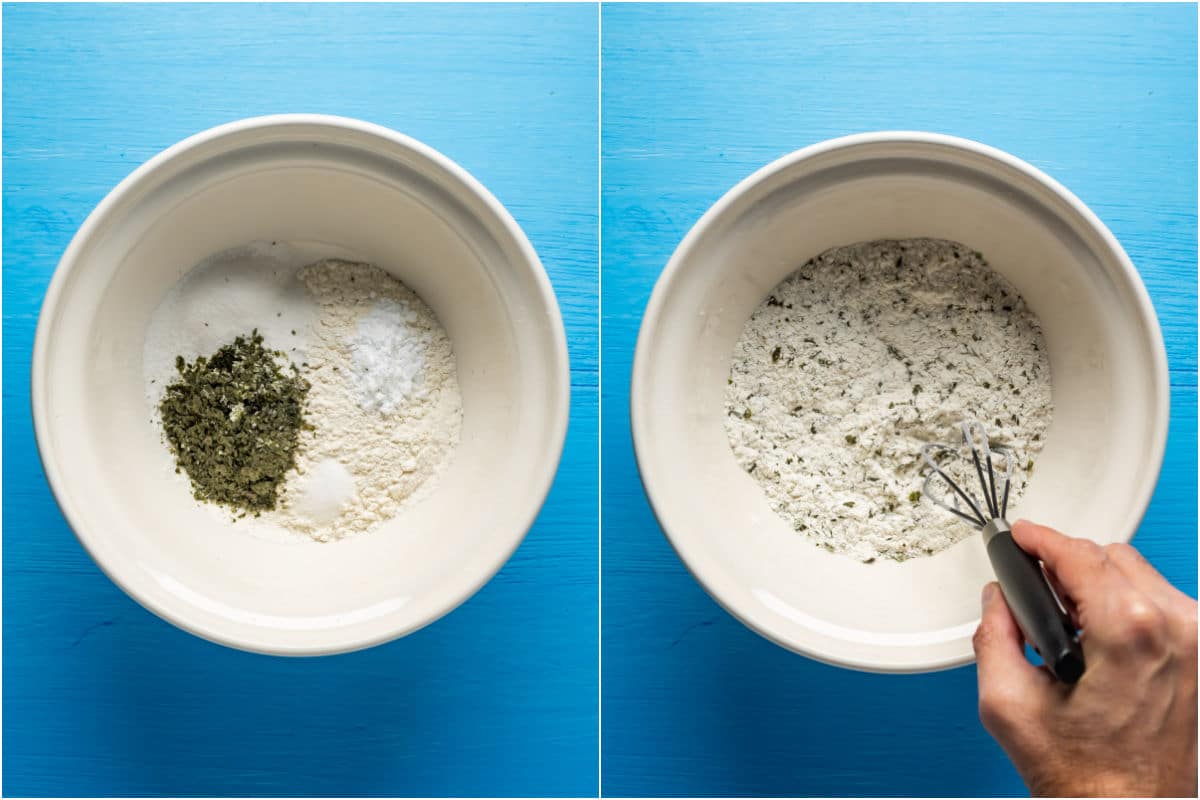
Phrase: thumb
[{"left": 974, "top": 582, "right": 1053, "bottom": 730}]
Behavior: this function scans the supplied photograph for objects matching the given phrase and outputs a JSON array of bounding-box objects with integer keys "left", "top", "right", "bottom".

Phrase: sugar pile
[{"left": 143, "top": 242, "right": 317, "bottom": 407}]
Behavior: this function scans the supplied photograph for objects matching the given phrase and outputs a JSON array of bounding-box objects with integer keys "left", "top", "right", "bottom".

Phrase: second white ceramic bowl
[
  {"left": 632, "top": 132, "right": 1168, "bottom": 672},
  {"left": 33, "top": 115, "right": 570, "bottom": 655}
]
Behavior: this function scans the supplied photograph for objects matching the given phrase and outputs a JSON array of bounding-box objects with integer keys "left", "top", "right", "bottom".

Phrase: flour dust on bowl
[
  {"left": 33, "top": 116, "right": 570, "bottom": 655},
  {"left": 631, "top": 132, "right": 1168, "bottom": 672}
]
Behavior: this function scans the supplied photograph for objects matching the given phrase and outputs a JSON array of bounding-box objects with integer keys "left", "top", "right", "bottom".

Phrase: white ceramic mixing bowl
[
  {"left": 33, "top": 115, "right": 570, "bottom": 655},
  {"left": 632, "top": 132, "right": 1168, "bottom": 672}
]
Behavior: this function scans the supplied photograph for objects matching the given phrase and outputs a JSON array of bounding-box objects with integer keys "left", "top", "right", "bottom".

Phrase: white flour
[
  {"left": 277, "top": 259, "right": 462, "bottom": 542},
  {"left": 724, "top": 239, "right": 1052, "bottom": 562}
]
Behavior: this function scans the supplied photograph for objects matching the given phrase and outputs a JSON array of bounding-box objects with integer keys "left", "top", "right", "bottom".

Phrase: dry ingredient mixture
[
  {"left": 724, "top": 238, "right": 1052, "bottom": 563},
  {"left": 146, "top": 244, "right": 461, "bottom": 542}
]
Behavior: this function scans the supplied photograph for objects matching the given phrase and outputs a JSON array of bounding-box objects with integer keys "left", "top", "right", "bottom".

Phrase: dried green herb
[{"left": 159, "top": 331, "right": 310, "bottom": 513}]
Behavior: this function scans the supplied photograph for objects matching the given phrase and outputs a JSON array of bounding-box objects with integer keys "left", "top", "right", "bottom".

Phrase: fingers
[
  {"left": 975, "top": 582, "right": 1053, "bottom": 734},
  {"left": 1010, "top": 520, "right": 1124, "bottom": 627},
  {"left": 1104, "top": 542, "right": 1182, "bottom": 606},
  {"left": 1010, "top": 520, "right": 1107, "bottom": 593},
  {"left": 1104, "top": 543, "right": 1198, "bottom": 654},
  {"left": 1013, "top": 521, "right": 1179, "bottom": 658}
]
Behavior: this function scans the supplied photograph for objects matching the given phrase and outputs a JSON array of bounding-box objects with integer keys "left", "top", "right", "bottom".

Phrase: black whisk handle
[{"left": 983, "top": 519, "right": 1085, "bottom": 684}]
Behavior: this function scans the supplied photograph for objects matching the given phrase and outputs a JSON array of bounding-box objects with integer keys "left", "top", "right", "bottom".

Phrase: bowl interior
[
  {"left": 36, "top": 121, "right": 567, "bottom": 653},
  {"left": 633, "top": 138, "right": 1165, "bottom": 671}
]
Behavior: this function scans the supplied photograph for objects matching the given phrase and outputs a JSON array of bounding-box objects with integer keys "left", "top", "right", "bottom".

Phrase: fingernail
[{"left": 981, "top": 582, "right": 997, "bottom": 606}]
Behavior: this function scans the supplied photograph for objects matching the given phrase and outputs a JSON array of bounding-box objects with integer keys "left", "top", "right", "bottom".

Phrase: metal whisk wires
[{"left": 921, "top": 421, "right": 1014, "bottom": 530}]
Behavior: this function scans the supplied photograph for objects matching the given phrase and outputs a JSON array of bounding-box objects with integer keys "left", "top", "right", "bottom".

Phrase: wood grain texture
[
  {"left": 601, "top": 4, "right": 1197, "bottom": 796},
  {"left": 3, "top": 4, "right": 598, "bottom": 796}
]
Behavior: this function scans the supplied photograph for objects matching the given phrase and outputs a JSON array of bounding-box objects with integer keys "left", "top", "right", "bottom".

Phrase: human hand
[{"left": 973, "top": 520, "right": 1197, "bottom": 798}]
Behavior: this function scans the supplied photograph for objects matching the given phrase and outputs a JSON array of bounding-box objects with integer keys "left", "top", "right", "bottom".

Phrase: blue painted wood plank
[
  {"left": 601, "top": 4, "right": 1197, "bottom": 796},
  {"left": 3, "top": 4, "right": 598, "bottom": 796}
]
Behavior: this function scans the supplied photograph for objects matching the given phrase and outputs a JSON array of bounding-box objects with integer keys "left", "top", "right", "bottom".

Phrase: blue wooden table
[
  {"left": 3, "top": 4, "right": 598, "bottom": 796},
  {"left": 601, "top": 4, "right": 1197, "bottom": 796}
]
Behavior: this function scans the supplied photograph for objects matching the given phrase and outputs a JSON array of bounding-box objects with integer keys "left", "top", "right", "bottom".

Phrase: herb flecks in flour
[
  {"left": 160, "top": 331, "right": 310, "bottom": 513},
  {"left": 724, "top": 238, "right": 1053, "bottom": 563}
]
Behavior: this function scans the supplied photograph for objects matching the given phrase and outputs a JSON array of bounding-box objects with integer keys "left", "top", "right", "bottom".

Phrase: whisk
[{"left": 922, "top": 421, "right": 1085, "bottom": 684}]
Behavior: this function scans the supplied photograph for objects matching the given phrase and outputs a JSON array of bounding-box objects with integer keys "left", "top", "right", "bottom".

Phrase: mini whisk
[{"left": 922, "top": 421, "right": 1085, "bottom": 684}]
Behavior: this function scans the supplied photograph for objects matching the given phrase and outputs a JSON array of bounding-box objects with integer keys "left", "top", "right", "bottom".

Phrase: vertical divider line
[{"left": 596, "top": 1, "right": 603, "bottom": 797}]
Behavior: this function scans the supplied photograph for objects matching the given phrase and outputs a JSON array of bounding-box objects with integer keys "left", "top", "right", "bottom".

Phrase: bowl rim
[
  {"left": 31, "top": 113, "right": 571, "bottom": 656},
  {"left": 630, "top": 130, "right": 1170, "bottom": 673}
]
